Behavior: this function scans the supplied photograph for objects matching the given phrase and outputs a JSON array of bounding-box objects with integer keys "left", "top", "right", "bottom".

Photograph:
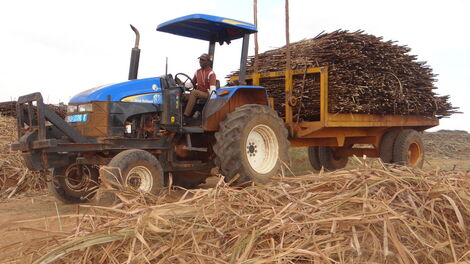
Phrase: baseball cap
[{"left": 198, "top": 53, "right": 210, "bottom": 60}]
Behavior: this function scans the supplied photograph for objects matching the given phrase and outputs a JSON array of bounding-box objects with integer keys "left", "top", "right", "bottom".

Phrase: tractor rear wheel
[
  {"left": 214, "top": 104, "right": 289, "bottom": 186},
  {"left": 307, "top": 146, "right": 322, "bottom": 171},
  {"left": 104, "top": 149, "right": 164, "bottom": 193},
  {"left": 318, "top": 146, "right": 348, "bottom": 171},
  {"left": 48, "top": 163, "right": 99, "bottom": 204},
  {"left": 393, "top": 129, "right": 424, "bottom": 168}
]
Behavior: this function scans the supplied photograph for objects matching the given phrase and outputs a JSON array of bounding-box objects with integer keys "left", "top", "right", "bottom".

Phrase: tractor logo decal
[{"left": 121, "top": 93, "right": 162, "bottom": 104}]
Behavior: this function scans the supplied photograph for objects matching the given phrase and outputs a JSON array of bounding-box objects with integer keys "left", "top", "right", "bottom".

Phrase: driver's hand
[{"left": 184, "top": 82, "right": 194, "bottom": 89}]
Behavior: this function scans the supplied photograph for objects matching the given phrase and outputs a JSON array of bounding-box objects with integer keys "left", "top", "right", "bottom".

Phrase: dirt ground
[
  {"left": 0, "top": 131, "right": 469, "bottom": 261},
  {"left": 0, "top": 192, "right": 83, "bottom": 260}
]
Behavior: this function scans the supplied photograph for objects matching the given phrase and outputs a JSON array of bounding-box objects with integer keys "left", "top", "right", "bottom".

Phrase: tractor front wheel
[
  {"left": 47, "top": 163, "right": 99, "bottom": 204},
  {"left": 104, "top": 149, "right": 164, "bottom": 193}
]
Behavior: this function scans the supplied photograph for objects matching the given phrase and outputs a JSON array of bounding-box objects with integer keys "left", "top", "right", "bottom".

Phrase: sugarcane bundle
[
  {"left": 0, "top": 101, "right": 67, "bottom": 119},
  {"left": 229, "top": 30, "right": 458, "bottom": 121}
]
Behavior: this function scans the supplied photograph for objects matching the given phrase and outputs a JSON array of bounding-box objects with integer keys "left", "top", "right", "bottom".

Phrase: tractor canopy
[{"left": 157, "top": 14, "right": 257, "bottom": 44}]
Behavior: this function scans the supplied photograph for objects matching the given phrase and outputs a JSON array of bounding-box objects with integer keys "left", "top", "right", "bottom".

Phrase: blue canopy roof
[{"left": 157, "top": 14, "right": 257, "bottom": 44}]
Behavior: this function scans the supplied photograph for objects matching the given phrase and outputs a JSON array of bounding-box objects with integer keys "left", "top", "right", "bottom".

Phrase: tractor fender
[{"left": 202, "top": 86, "right": 269, "bottom": 131}]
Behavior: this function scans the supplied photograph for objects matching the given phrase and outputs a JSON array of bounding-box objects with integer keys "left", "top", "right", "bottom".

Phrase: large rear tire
[
  {"left": 214, "top": 104, "right": 289, "bottom": 185},
  {"left": 393, "top": 129, "right": 424, "bottom": 168},
  {"left": 48, "top": 164, "right": 99, "bottom": 204},
  {"left": 104, "top": 149, "right": 164, "bottom": 193},
  {"left": 318, "top": 146, "right": 348, "bottom": 171}
]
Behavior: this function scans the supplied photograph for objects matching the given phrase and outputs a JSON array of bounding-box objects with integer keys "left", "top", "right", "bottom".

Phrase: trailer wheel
[
  {"left": 48, "top": 164, "right": 99, "bottom": 204},
  {"left": 379, "top": 130, "right": 400, "bottom": 163},
  {"left": 166, "top": 171, "right": 208, "bottom": 189},
  {"left": 393, "top": 129, "right": 424, "bottom": 168},
  {"left": 307, "top": 146, "right": 322, "bottom": 171},
  {"left": 214, "top": 104, "right": 289, "bottom": 185},
  {"left": 318, "top": 146, "right": 348, "bottom": 171},
  {"left": 105, "top": 149, "right": 163, "bottom": 193}
]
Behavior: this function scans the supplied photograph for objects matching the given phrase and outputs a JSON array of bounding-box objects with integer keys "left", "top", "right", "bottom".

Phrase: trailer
[{"left": 230, "top": 66, "right": 438, "bottom": 170}]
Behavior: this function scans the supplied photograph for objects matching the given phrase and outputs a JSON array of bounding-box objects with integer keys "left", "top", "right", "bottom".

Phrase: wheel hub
[
  {"left": 407, "top": 141, "right": 421, "bottom": 166},
  {"left": 65, "top": 165, "right": 91, "bottom": 190},
  {"left": 127, "top": 166, "right": 153, "bottom": 192},
  {"left": 247, "top": 142, "right": 258, "bottom": 157},
  {"left": 245, "top": 124, "right": 279, "bottom": 174}
]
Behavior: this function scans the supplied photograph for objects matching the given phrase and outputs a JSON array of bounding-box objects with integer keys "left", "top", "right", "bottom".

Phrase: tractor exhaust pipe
[{"left": 128, "top": 24, "right": 140, "bottom": 80}]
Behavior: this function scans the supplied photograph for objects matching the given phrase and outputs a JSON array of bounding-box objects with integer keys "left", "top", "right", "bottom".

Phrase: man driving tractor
[{"left": 182, "top": 53, "right": 216, "bottom": 119}]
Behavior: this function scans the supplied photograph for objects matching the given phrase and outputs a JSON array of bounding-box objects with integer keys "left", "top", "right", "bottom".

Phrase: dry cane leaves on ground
[{"left": 7, "top": 165, "right": 470, "bottom": 264}]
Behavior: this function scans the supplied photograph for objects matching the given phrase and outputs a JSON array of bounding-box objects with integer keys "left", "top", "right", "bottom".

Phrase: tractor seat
[{"left": 196, "top": 98, "right": 207, "bottom": 104}]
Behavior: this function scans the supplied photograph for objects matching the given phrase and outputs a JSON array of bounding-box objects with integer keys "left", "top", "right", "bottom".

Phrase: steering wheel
[{"left": 175, "top": 73, "right": 196, "bottom": 92}]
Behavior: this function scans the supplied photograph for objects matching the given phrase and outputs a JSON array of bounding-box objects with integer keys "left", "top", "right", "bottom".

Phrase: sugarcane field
[{"left": 1, "top": 0, "right": 469, "bottom": 263}]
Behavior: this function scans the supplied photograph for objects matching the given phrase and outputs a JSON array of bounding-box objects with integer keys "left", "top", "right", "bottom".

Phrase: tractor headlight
[
  {"left": 78, "top": 103, "right": 93, "bottom": 112},
  {"left": 67, "top": 105, "right": 78, "bottom": 113}
]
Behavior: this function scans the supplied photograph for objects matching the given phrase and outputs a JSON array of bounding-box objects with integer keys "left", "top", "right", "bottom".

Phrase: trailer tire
[
  {"left": 318, "top": 146, "right": 348, "bottom": 171},
  {"left": 48, "top": 164, "right": 99, "bottom": 204},
  {"left": 166, "top": 171, "right": 207, "bottom": 189},
  {"left": 393, "top": 129, "right": 424, "bottom": 168},
  {"left": 307, "top": 146, "right": 322, "bottom": 171},
  {"left": 105, "top": 149, "right": 164, "bottom": 194},
  {"left": 214, "top": 104, "right": 289, "bottom": 186},
  {"left": 379, "top": 130, "right": 400, "bottom": 163}
]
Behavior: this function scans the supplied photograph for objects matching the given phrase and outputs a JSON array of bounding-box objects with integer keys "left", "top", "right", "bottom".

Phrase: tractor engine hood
[{"left": 69, "top": 77, "right": 162, "bottom": 104}]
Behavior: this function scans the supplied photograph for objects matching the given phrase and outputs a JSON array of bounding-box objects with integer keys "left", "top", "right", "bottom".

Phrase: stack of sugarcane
[
  {"left": 0, "top": 101, "right": 16, "bottom": 117},
  {"left": 0, "top": 101, "right": 67, "bottom": 119},
  {"left": 229, "top": 30, "right": 457, "bottom": 121}
]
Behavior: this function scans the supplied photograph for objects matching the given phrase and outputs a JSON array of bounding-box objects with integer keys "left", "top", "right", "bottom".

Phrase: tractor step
[{"left": 181, "top": 126, "right": 204, "bottom": 133}]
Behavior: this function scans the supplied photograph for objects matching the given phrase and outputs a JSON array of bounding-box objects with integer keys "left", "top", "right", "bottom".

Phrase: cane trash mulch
[
  {"left": 8, "top": 165, "right": 470, "bottom": 263},
  {"left": 0, "top": 115, "right": 46, "bottom": 200}
]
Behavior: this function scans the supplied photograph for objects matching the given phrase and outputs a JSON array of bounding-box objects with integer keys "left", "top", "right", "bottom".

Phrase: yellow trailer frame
[{"left": 230, "top": 66, "right": 439, "bottom": 158}]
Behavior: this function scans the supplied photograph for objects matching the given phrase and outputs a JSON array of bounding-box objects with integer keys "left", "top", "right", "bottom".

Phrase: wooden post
[
  {"left": 285, "top": 0, "right": 293, "bottom": 126},
  {"left": 253, "top": 0, "right": 260, "bottom": 86}
]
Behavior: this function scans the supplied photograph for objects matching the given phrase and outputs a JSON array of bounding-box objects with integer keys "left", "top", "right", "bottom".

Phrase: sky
[{"left": 0, "top": 0, "right": 468, "bottom": 132}]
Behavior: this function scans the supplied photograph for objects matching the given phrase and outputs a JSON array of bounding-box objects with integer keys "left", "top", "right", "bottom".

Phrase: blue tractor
[{"left": 11, "top": 14, "right": 289, "bottom": 203}]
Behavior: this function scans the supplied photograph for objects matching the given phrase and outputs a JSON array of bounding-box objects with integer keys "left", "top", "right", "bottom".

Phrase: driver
[{"left": 183, "top": 53, "right": 216, "bottom": 119}]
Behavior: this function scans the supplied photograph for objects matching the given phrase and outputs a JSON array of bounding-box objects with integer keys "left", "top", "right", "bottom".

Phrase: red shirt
[{"left": 192, "top": 67, "right": 216, "bottom": 93}]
